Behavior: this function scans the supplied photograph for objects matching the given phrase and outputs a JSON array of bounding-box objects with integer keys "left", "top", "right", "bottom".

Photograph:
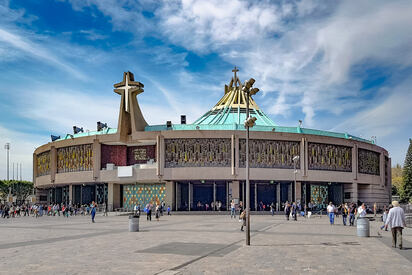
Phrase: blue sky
[{"left": 0, "top": 0, "right": 411, "bottom": 180}]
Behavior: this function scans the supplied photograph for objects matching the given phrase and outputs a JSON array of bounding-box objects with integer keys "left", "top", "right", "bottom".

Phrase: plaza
[{"left": 1, "top": 214, "right": 411, "bottom": 274}]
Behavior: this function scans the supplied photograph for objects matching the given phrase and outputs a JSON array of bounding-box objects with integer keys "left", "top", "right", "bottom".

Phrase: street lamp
[
  {"left": 243, "top": 78, "right": 259, "bottom": 246},
  {"left": 293, "top": 155, "right": 299, "bottom": 202},
  {"left": 4, "top": 143, "right": 10, "bottom": 181}
]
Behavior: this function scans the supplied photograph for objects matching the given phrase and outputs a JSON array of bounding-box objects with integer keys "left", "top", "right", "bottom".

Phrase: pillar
[
  {"left": 92, "top": 139, "right": 101, "bottom": 181},
  {"left": 295, "top": 181, "right": 302, "bottom": 202},
  {"left": 231, "top": 135, "right": 236, "bottom": 176},
  {"left": 188, "top": 182, "right": 192, "bottom": 211},
  {"left": 254, "top": 183, "right": 257, "bottom": 211},
  {"left": 276, "top": 183, "right": 280, "bottom": 211},
  {"left": 352, "top": 181, "right": 358, "bottom": 204},
  {"left": 108, "top": 183, "right": 121, "bottom": 211},
  {"left": 165, "top": 181, "right": 174, "bottom": 210},
  {"left": 175, "top": 182, "right": 180, "bottom": 211},
  {"left": 242, "top": 182, "right": 245, "bottom": 208},
  {"left": 213, "top": 182, "right": 216, "bottom": 211},
  {"left": 50, "top": 146, "right": 57, "bottom": 183},
  {"left": 69, "top": 184, "right": 73, "bottom": 203},
  {"left": 231, "top": 181, "right": 239, "bottom": 202},
  {"left": 288, "top": 182, "right": 292, "bottom": 202}
]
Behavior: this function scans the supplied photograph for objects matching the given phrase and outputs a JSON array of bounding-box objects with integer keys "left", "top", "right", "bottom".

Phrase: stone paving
[{"left": 1, "top": 213, "right": 412, "bottom": 274}]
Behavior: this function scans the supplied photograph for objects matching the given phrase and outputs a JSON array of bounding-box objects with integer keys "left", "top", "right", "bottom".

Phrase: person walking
[
  {"left": 155, "top": 204, "right": 160, "bottom": 221},
  {"left": 291, "top": 202, "right": 297, "bottom": 221},
  {"left": 90, "top": 201, "right": 97, "bottom": 223},
  {"left": 230, "top": 200, "right": 236, "bottom": 219},
  {"left": 284, "top": 201, "right": 291, "bottom": 221},
  {"left": 270, "top": 202, "right": 275, "bottom": 216},
  {"left": 380, "top": 208, "right": 389, "bottom": 231},
  {"left": 146, "top": 204, "right": 152, "bottom": 221},
  {"left": 240, "top": 209, "right": 246, "bottom": 231},
  {"left": 327, "top": 202, "right": 335, "bottom": 225},
  {"left": 385, "top": 201, "right": 406, "bottom": 249},
  {"left": 348, "top": 203, "right": 356, "bottom": 226},
  {"left": 341, "top": 203, "right": 348, "bottom": 226},
  {"left": 373, "top": 202, "right": 377, "bottom": 217}
]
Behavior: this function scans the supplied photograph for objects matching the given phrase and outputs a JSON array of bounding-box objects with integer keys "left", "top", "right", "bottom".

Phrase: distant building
[{"left": 33, "top": 70, "right": 391, "bottom": 211}]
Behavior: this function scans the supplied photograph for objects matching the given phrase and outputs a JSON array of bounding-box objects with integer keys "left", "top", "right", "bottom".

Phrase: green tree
[
  {"left": 400, "top": 139, "right": 412, "bottom": 202},
  {"left": 392, "top": 164, "right": 403, "bottom": 196},
  {"left": 0, "top": 180, "right": 10, "bottom": 202},
  {"left": 10, "top": 180, "right": 34, "bottom": 204}
]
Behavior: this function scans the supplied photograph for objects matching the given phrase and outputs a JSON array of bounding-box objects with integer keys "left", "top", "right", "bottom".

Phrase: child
[
  {"left": 167, "top": 206, "right": 171, "bottom": 216},
  {"left": 380, "top": 209, "right": 389, "bottom": 231}
]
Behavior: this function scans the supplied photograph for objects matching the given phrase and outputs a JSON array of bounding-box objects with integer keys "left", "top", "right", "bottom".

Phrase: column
[
  {"left": 69, "top": 184, "right": 73, "bottom": 203},
  {"left": 50, "top": 146, "right": 57, "bottom": 183},
  {"left": 165, "top": 181, "right": 174, "bottom": 210},
  {"left": 92, "top": 139, "right": 101, "bottom": 181},
  {"left": 352, "top": 181, "right": 358, "bottom": 204},
  {"left": 226, "top": 181, "right": 229, "bottom": 209},
  {"left": 231, "top": 181, "right": 239, "bottom": 201},
  {"left": 254, "top": 183, "right": 257, "bottom": 211},
  {"left": 276, "top": 183, "right": 280, "bottom": 211},
  {"left": 213, "top": 182, "right": 216, "bottom": 211},
  {"left": 352, "top": 144, "right": 358, "bottom": 180},
  {"left": 288, "top": 182, "right": 292, "bottom": 202},
  {"left": 242, "top": 182, "right": 245, "bottom": 208},
  {"left": 175, "top": 182, "right": 179, "bottom": 211},
  {"left": 188, "top": 182, "right": 191, "bottom": 211},
  {"left": 231, "top": 135, "right": 236, "bottom": 176},
  {"left": 295, "top": 181, "right": 302, "bottom": 202}
]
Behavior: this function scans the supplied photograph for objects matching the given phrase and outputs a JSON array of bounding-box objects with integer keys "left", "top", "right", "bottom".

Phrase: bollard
[
  {"left": 129, "top": 215, "right": 139, "bottom": 232},
  {"left": 356, "top": 217, "right": 370, "bottom": 237}
]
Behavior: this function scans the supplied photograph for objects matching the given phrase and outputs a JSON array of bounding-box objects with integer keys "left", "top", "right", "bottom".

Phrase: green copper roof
[{"left": 144, "top": 124, "right": 373, "bottom": 144}]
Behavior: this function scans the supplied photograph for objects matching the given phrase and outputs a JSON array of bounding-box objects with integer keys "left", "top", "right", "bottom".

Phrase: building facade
[{"left": 33, "top": 71, "right": 392, "bottom": 211}]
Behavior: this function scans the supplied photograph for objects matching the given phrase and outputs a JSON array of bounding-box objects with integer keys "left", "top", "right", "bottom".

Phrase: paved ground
[{"left": 1, "top": 213, "right": 412, "bottom": 275}]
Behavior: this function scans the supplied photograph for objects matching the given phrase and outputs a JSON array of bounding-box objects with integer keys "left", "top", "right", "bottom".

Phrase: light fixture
[
  {"left": 250, "top": 88, "right": 259, "bottom": 96},
  {"left": 244, "top": 116, "right": 257, "bottom": 128},
  {"left": 73, "top": 126, "right": 84, "bottom": 134},
  {"left": 51, "top": 135, "right": 60, "bottom": 142},
  {"left": 97, "top": 121, "right": 108, "bottom": 131}
]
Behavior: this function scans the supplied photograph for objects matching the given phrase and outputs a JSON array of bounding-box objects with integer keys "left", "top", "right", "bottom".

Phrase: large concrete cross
[{"left": 114, "top": 72, "right": 144, "bottom": 113}]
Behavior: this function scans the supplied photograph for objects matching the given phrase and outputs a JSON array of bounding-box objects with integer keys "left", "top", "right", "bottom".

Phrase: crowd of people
[{"left": 0, "top": 201, "right": 101, "bottom": 220}]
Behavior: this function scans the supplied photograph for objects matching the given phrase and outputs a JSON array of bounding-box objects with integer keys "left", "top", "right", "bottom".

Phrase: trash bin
[
  {"left": 129, "top": 215, "right": 139, "bottom": 232},
  {"left": 356, "top": 217, "right": 370, "bottom": 237}
]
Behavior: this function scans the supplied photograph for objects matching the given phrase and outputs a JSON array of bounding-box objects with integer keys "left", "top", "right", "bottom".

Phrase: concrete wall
[{"left": 34, "top": 129, "right": 391, "bottom": 205}]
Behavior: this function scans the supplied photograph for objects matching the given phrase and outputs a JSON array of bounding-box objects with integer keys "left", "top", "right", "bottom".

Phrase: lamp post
[
  {"left": 293, "top": 156, "right": 300, "bottom": 203},
  {"left": 243, "top": 78, "right": 259, "bottom": 246},
  {"left": 4, "top": 143, "right": 10, "bottom": 181}
]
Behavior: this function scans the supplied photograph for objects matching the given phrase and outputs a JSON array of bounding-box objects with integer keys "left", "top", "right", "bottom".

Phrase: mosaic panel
[
  {"left": 165, "top": 138, "right": 231, "bottom": 168},
  {"left": 123, "top": 184, "right": 166, "bottom": 209},
  {"left": 310, "top": 185, "right": 328, "bottom": 209},
  {"left": 57, "top": 144, "right": 93, "bottom": 173},
  {"left": 96, "top": 184, "right": 108, "bottom": 204},
  {"left": 239, "top": 139, "right": 300, "bottom": 168},
  {"left": 37, "top": 151, "right": 51, "bottom": 176},
  {"left": 127, "top": 145, "right": 156, "bottom": 165},
  {"left": 101, "top": 145, "right": 126, "bottom": 169},
  {"left": 308, "top": 143, "right": 352, "bottom": 172},
  {"left": 358, "top": 148, "right": 380, "bottom": 175}
]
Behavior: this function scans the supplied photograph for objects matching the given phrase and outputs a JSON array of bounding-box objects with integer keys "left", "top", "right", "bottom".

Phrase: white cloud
[
  {"left": 0, "top": 125, "right": 43, "bottom": 181},
  {"left": 0, "top": 28, "right": 86, "bottom": 80}
]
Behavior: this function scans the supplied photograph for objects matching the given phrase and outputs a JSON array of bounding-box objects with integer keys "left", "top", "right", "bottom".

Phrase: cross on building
[
  {"left": 232, "top": 66, "right": 239, "bottom": 87},
  {"left": 114, "top": 72, "right": 144, "bottom": 113}
]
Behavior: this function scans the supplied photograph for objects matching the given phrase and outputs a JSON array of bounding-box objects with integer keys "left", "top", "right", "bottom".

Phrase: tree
[
  {"left": 400, "top": 139, "right": 412, "bottom": 203},
  {"left": 392, "top": 164, "right": 403, "bottom": 196},
  {"left": 10, "top": 180, "right": 34, "bottom": 204},
  {"left": 0, "top": 180, "right": 10, "bottom": 202}
]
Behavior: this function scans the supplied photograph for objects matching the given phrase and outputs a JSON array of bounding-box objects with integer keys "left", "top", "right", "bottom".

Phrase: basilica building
[{"left": 34, "top": 70, "right": 391, "bottom": 211}]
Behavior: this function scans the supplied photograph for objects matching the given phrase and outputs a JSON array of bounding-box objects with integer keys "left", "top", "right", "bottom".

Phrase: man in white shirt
[
  {"left": 357, "top": 203, "right": 367, "bottom": 218},
  {"left": 385, "top": 201, "right": 407, "bottom": 249},
  {"left": 327, "top": 202, "right": 335, "bottom": 225}
]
